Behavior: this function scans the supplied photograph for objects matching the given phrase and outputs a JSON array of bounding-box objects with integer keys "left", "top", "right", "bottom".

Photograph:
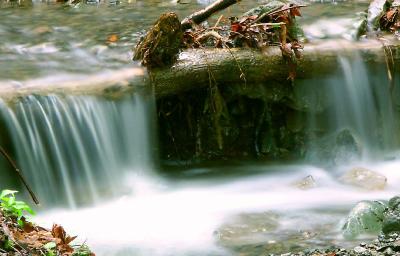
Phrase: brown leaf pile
[
  {"left": 182, "top": 4, "right": 305, "bottom": 80},
  {"left": 380, "top": 7, "right": 400, "bottom": 33},
  {"left": 0, "top": 209, "right": 94, "bottom": 256}
]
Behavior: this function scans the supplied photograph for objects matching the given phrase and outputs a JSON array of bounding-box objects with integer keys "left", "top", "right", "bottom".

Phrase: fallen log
[
  {"left": 0, "top": 39, "right": 398, "bottom": 101},
  {"left": 150, "top": 38, "right": 400, "bottom": 98}
]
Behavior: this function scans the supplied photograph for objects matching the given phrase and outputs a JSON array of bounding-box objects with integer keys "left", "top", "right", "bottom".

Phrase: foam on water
[{"left": 35, "top": 160, "right": 400, "bottom": 255}]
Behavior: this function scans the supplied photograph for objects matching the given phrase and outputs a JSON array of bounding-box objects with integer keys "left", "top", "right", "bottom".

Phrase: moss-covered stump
[{"left": 133, "top": 12, "right": 183, "bottom": 68}]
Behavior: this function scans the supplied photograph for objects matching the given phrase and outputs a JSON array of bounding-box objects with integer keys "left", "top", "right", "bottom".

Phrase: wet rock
[
  {"left": 333, "top": 129, "right": 362, "bottom": 165},
  {"left": 382, "top": 196, "right": 400, "bottom": 234},
  {"left": 306, "top": 129, "right": 362, "bottom": 166},
  {"left": 354, "top": 246, "right": 367, "bottom": 253},
  {"left": 216, "top": 212, "right": 279, "bottom": 244},
  {"left": 342, "top": 200, "right": 387, "bottom": 239},
  {"left": 339, "top": 167, "right": 387, "bottom": 190},
  {"left": 292, "top": 175, "right": 317, "bottom": 190}
]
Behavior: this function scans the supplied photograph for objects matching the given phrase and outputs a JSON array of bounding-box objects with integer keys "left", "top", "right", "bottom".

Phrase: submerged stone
[
  {"left": 339, "top": 167, "right": 387, "bottom": 190},
  {"left": 292, "top": 175, "right": 317, "bottom": 190},
  {"left": 342, "top": 200, "right": 387, "bottom": 239}
]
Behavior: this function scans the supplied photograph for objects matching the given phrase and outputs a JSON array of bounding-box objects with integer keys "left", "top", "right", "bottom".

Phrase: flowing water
[
  {"left": 0, "top": 94, "right": 156, "bottom": 207},
  {"left": 1, "top": 0, "right": 400, "bottom": 255}
]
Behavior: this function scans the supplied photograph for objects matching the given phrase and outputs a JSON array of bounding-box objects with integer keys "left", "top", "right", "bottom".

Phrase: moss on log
[{"left": 151, "top": 38, "right": 400, "bottom": 97}]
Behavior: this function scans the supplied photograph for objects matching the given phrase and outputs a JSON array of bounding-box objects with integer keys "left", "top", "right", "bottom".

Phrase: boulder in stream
[
  {"left": 339, "top": 167, "right": 387, "bottom": 190},
  {"left": 342, "top": 200, "right": 387, "bottom": 239}
]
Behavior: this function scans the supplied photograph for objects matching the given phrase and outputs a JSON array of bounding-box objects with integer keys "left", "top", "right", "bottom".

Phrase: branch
[
  {"left": 181, "top": 0, "right": 241, "bottom": 30},
  {"left": 0, "top": 146, "right": 39, "bottom": 205}
]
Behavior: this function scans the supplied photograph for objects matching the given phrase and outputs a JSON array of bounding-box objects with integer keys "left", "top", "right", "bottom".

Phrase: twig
[
  {"left": 212, "top": 15, "right": 224, "bottom": 29},
  {"left": 0, "top": 146, "right": 39, "bottom": 205},
  {"left": 181, "top": 0, "right": 241, "bottom": 30},
  {"left": 250, "top": 22, "right": 286, "bottom": 27},
  {"left": 255, "top": 4, "right": 307, "bottom": 23},
  {"left": 221, "top": 41, "right": 247, "bottom": 86}
]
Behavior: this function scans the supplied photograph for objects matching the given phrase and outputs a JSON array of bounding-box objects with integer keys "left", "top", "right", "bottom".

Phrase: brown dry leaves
[
  {"left": 0, "top": 209, "right": 94, "bottom": 256},
  {"left": 380, "top": 7, "right": 400, "bottom": 32},
  {"left": 52, "top": 224, "right": 77, "bottom": 254},
  {"left": 182, "top": 3, "right": 305, "bottom": 80}
]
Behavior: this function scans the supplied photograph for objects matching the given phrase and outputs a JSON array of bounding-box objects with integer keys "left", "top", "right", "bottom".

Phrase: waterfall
[
  {"left": 304, "top": 52, "right": 399, "bottom": 163},
  {"left": 0, "top": 94, "right": 156, "bottom": 208}
]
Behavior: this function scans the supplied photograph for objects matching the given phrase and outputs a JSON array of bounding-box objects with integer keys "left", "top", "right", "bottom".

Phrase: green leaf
[
  {"left": 8, "top": 196, "right": 15, "bottom": 206},
  {"left": 13, "top": 201, "right": 35, "bottom": 215},
  {"left": 17, "top": 218, "right": 24, "bottom": 227},
  {"left": 0, "top": 190, "right": 18, "bottom": 199}
]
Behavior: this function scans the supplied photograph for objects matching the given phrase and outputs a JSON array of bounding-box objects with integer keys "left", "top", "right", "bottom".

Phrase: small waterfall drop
[
  {"left": 304, "top": 52, "right": 399, "bottom": 163},
  {"left": 0, "top": 93, "right": 156, "bottom": 208}
]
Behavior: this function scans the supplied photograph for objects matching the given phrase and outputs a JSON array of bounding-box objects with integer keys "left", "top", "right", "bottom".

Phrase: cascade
[
  {"left": 305, "top": 53, "right": 399, "bottom": 163},
  {"left": 0, "top": 93, "right": 156, "bottom": 208}
]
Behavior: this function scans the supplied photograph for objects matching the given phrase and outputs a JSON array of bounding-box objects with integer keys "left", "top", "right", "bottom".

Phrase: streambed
[
  {"left": 35, "top": 161, "right": 400, "bottom": 255},
  {"left": 0, "top": 0, "right": 399, "bottom": 255}
]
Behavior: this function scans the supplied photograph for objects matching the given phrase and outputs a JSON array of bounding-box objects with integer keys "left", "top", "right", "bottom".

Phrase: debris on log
[
  {"left": 181, "top": 0, "right": 241, "bottom": 30},
  {"left": 133, "top": 0, "right": 306, "bottom": 79}
]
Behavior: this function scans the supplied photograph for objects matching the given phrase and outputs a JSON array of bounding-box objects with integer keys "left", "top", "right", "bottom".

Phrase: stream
[{"left": 1, "top": 0, "right": 399, "bottom": 255}]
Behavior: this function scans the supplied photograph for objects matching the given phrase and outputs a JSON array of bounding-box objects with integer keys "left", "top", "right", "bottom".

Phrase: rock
[
  {"left": 342, "top": 200, "right": 387, "bottom": 239},
  {"left": 339, "top": 167, "right": 387, "bottom": 190},
  {"left": 306, "top": 129, "right": 362, "bottom": 166},
  {"left": 354, "top": 246, "right": 367, "bottom": 253},
  {"left": 333, "top": 129, "right": 362, "bottom": 165},
  {"left": 216, "top": 212, "right": 279, "bottom": 245},
  {"left": 292, "top": 175, "right": 317, "bottom": 190},
  {"left": 388, "top": 196, "right": 400, "bottom": 210},
  {"left": 382, "top": 215, "right": 400, "bottom": 234},
  {"left": 382, "top": 196, "right": 400, "bottom": 234}
]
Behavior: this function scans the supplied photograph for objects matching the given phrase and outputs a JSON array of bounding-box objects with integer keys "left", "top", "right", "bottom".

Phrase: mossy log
[{"left": 151, "top": 38, "right": 400, "bottom": 98}]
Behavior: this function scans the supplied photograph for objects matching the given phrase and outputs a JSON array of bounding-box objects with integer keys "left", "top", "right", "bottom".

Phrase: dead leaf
[
  {"left": 290, "top": 7, "right": 302, "bottom": 17},
  {"left": 107, "top": 34, "right": 119, "bottom": 43}
]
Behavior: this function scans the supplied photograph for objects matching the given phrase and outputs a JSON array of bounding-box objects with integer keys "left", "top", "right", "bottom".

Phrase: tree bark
[{"left": 150, "top": 39, "right": 400, "bottom": 97}]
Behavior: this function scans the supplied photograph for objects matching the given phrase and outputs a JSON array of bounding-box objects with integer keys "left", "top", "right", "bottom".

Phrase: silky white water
[
  {"left": 0, "top": 94, "right": 156, "bottom": 208},
  {"left": 35, "top": 160, "right": 400, "bottom": 255}
]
